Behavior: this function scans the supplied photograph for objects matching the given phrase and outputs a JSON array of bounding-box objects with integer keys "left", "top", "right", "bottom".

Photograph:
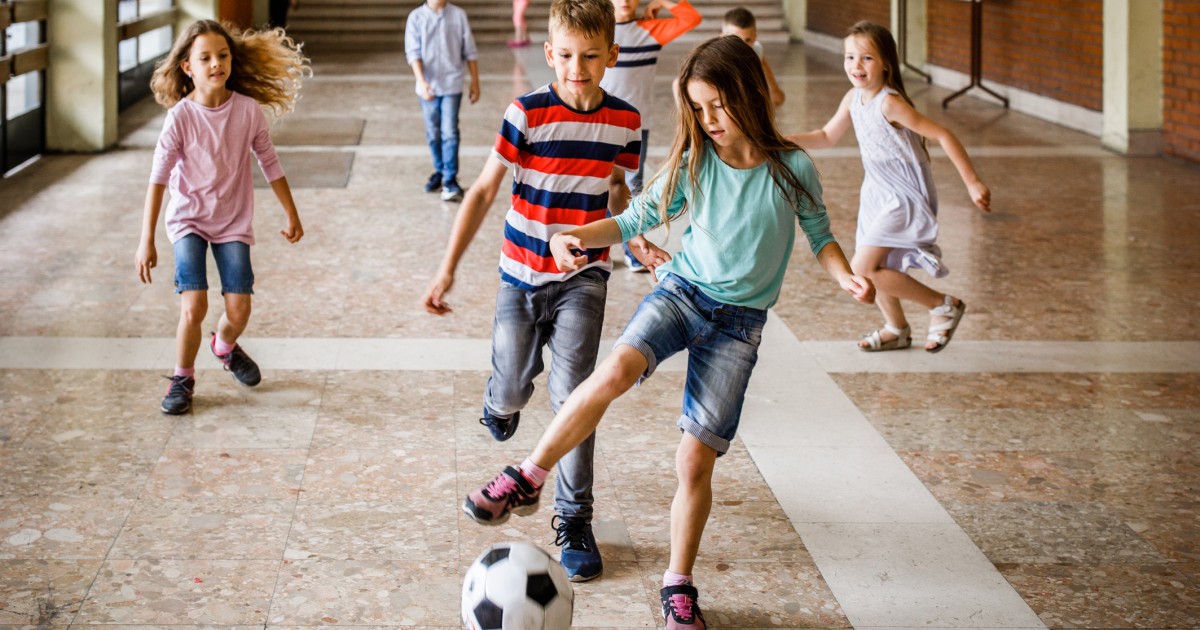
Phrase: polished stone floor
[{"left": 0, "top": 39, "right": 1197, "bottom": 629}]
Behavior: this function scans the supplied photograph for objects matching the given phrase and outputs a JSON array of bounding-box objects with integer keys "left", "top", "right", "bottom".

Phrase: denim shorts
[
  {"left": 616, "top": 273, "right": 767, "bottom": 455},
  {"left": 173, "top": 233, "right": 254, "bottom": 295}
]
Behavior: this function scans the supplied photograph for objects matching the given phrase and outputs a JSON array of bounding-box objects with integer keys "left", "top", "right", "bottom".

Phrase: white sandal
[
  {"left": 860, "top": 323, "right": 912, "bottom": 352},
  {"left": 926, "top": 296, "right": 965, "bottom": 353}
]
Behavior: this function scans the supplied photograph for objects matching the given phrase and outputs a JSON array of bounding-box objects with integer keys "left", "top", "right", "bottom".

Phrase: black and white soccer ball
[{"left": 462, "top": 541, "right": 573, "bottom": 630}]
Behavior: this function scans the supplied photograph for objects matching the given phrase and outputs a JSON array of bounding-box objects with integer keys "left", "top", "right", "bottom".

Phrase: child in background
[
  {"left": 600, "top": 0, "right": 701, "bottom": 272},
  {"left": 421, "top": 0, "right": 645, "bottom": 583},
  {"left": 510, "top": 0, "right": 531, "bottom": 47},
  {"left": 463, "top": 36, "right": 873, "bottom": 628},
  {"left": 406, "top": 0, "right": 480, "bottom": 202},
  {"left": 788, "top": 21, "right": 990, "bottom": 352},
  {"left": 135, "top": 20, "right": 307, "bottom": 415},
  {"left": 722, "top": 7, "right": 784, "bottom": 108}
]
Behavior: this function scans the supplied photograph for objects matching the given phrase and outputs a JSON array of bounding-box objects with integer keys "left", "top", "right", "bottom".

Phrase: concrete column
[
  {"left": 1102, "top": 0, "right": 1163, "bottom": 155},
  {"left": 781, "top": 0, "right": 807, "bottom": 41},
  {"left": 46, "top": 0, "right": 118, "bottom": 152}
]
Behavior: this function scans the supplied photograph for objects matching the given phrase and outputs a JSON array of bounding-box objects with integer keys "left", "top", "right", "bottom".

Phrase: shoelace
[
  {"left": 552, "top": 515, "right": 592, "bottom": 551},
  {"left": 668, "top": 594, "right": 695, "bottom": 621},
  {"left": 164, "top": 375, "right": 192, "bottom": 396},
  {"left": 224, "top": 347, "right": 252, "bottom": 373},
  {"left": 482, "top": 472, "right": 519, "bottom": 501}
]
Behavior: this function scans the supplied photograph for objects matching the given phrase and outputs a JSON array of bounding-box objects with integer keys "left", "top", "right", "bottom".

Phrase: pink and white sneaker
[{"left": 463, "top": 465, "right": 541, "bottom": 525}]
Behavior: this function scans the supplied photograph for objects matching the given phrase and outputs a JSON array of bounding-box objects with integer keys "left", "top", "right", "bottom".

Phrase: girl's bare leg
[
  {"left": 217, "top": 293, "right": 251, "bottom": 345},
  {"left": 530, "top": 344, "right": 648, "bottom": 468},
  {"left": 668, "top": 433, "right": 718, "bottom": 575},
  {"left": 852, "top": 246, "right": 953, "bottom": 349},
  {"left": 176, "top": 290, "right": 207, "bottom": 368}
]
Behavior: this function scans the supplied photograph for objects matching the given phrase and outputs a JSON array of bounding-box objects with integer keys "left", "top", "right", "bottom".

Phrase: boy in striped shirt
[
  {"left": 601, "top": 0, "right": 702, "bottom": 271},
  {"left": 422, "top": 0, "right": 653, "bottom": 583}
]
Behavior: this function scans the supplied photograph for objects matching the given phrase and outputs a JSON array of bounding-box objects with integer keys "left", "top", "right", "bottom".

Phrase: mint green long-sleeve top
[{"left": 614, "top": 142, "right": 836, "bottom": 309}]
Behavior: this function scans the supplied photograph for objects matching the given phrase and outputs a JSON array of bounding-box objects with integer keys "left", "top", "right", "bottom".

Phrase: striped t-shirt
[
  {"left": 599, "top": 0, "right": 701, "bottom": 132},
  {"left": 492, "top": 84, "right": 642, "bottom": 289}
]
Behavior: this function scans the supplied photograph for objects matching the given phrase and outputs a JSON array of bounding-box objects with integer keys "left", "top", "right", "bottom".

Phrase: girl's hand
[
  {"left": 968, "top": 180, "right": 991, "bottom": 213},
  {"left": 842, "top": 274, "right": 875, "bottom": 305},
  {"left": 281, "top": 218, "right": 304, "bottom": 243},
  {"left": 135, "top": 242, "right": 157, "bottom": 284},
  {"left": 549, "top": 233, "right": 589, "bottom": 271}
]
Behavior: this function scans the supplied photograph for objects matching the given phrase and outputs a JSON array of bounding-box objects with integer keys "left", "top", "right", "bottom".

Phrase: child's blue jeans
[
  {"left": 418, "top": 93, "right": 462, "bottom": 182},
  {"left": 484, "top": 268, "right": 608, "bottom": 521}
]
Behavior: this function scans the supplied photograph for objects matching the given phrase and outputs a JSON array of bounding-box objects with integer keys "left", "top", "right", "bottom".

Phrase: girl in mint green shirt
[{"left": 463, "top": 36, "right": 874, "bottom": 629}]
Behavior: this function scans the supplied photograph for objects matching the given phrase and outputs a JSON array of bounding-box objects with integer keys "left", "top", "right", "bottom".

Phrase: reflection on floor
[{"left": 0, "top": 39, "right": 1197, "bottom": 628}]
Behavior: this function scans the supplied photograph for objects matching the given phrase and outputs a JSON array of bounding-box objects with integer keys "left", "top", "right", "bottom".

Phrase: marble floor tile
[
  {"left": 268, "top": 557, "right": 461, "bottom": 625},
  {"left": 141, "top": 448, "right": 307, "bottom": 500},
  {"left": 0, "top": 559, "right": 101, "bottom": 625},
  {"left": 568, "top": 561, "right": 658, "bottom": 627},
  {"left": 287, "top": 499, "right": 456, "bottom": 561},
  {"left": 998, "top": 562, "right": 1200, "bottom": 629},
  {"left": 108, "top": 498, "right": 295, "bottom": 559},
  {"left": 76, "top": 559, "right": 279, "bottom": 625},
  {"left": 0, "top": 494, "right": 133, "bottom": 560},
  {"left": 301, "top": 448, "right": 457, "bottom": 503}
]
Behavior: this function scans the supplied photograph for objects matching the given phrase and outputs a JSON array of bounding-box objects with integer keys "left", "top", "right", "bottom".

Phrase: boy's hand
[
  {"left": 842, "top": 274, "right": 875, "bottom": 304},
  {"left": 422, "top": 271, "right": 455, "bottom": 315},
  {"left": 135, "top": 241, "right": 157, "bottom": 284},
  {"left": 549, "top": 233, "right": 589, "bottom": 271},
  {"left": 968, "top": 180, "right": 991, "bottom": 213},
  {"left": 644, "top": 0, "right": 673, "bottom": 19},
  {"left": 281, "top": 218, "right": 304, "bottom": 243},
  {"left": 417, "top": 79, "right": 435, "bottom": 101},
  {"left": 469, "top": 81, "right": 480, "bottom": 104}
]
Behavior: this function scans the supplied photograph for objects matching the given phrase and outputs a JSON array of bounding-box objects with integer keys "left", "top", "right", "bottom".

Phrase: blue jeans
[
  {"left": 172, "top": 233, "right": 254, "bottom": 295},
  {"left": 484, "top": 269, "right": 608, "bottom": 520},
  {"left": 418, "top": 94, "right": 462, "bottom": 181},
  {"left": 616, "top": 273, "right": 767, "bottom": 455}
]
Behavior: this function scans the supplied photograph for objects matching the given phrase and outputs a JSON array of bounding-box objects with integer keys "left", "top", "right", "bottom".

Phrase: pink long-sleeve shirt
[{"left": 149, "top": 91, "right": 285, "bottom": 245}]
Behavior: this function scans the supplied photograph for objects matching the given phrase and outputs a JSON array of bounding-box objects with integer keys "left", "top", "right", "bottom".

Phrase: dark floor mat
[
  {"left": 254, "top": 150, "right": 354, "bottom": 189},
  {"left": 270, "top": 116, "right": 365, "bottom": 146}
]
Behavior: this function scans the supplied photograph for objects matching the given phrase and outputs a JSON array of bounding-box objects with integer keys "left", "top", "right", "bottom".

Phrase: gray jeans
[{"left": 484, "top": 268, "right": 607, "bottom": 520}]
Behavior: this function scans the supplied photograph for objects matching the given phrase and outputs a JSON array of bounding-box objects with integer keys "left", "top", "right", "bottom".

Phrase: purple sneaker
[
  {"left": 463, "top": 466, "right": 541, "bottom": 525},
  {"left": 661, "top": 584, "right": 706, "bottom": 630}
]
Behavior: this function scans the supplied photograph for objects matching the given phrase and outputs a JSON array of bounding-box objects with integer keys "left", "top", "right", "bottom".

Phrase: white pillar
[
  {"left": 1102, "top": 0, "right": 1162, "bottom": 155},
  {"left": 46, "top": 0, "right": 118, "bottom": 152},
  {"left": 781, "top": 0, "right": 807, "bottom": 41}
]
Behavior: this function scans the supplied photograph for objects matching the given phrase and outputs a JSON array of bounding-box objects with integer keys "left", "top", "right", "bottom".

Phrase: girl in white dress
[{"left": 789, "top": 21, "right": 990, "bottom": 352}]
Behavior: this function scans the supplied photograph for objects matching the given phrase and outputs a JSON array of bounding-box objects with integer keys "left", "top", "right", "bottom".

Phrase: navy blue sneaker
[
  {"left": 553, "top": 514, "right": 603, "bottom": 582},
  {"left": 479, "top": 408, "right": 519, "bottom": 442},
  {"left": 424, "top": 172, "right": 442, "bottom": 193}
]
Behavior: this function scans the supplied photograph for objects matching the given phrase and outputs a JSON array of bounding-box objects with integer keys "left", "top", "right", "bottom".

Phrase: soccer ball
[{"left": 462, "top": 541, "right": 574, "bottom": 630}]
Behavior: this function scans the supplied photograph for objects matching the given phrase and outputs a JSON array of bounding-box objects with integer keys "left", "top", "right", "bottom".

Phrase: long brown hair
[
  {"left": 150, "top": 20, "right": 310, "bottom": 115},
  {"left": 846, "top": 20, "right": 913, "bottom": 108},
  {"left": 650, "top": 35, "right": 817, "bottom": 234}
]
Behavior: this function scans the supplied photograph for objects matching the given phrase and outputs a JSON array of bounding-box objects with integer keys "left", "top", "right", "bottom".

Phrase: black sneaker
[
  {"left": 440, "top": 178, "right": 464, "bottom": 202},
  {"left": 210, "top": 332, "right": 261, "bottom": 387},
  {"left": 479, "top": 408, "right": 519, "bottom": 441},
  {"left": 424, "top": 172, "right": 442, "bottom": 193},
  {"left": 553, "top": 514, "right": 603, "bottom": 582},
  {"left": 661, "top": 584, "right": 706, "bottom": 630},
  {"left": 161, "top": 375, "right": 195, "bottom": 415}
]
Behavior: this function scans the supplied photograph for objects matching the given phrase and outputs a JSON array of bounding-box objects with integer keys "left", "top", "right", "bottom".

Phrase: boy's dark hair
[
  {"left": 723, "top": 7, "right": 756, "bottom": 29},
  {"left": 549, "top": 0, "right": 617, "bottom": 45}
]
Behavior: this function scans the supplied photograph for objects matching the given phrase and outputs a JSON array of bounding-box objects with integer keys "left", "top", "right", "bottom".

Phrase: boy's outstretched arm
[
  {"left": 762, "top": 57, "right": 785, "bottom": 107},
  {"left": 815, "top": 241, "right": 875, "bottom": 304},
  {"left": 422, "top": 156, "right": 509, "bottom": 314}
]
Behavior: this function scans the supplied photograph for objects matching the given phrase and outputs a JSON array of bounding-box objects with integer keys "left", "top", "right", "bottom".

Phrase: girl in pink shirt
[{"left": 135, "top": 20, "right": 309, "bottom": 415}]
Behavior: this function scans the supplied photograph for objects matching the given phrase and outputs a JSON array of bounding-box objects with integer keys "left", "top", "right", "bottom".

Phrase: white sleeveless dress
[{"left": 850, "top": 87, "right": 948, "bottom": 278}]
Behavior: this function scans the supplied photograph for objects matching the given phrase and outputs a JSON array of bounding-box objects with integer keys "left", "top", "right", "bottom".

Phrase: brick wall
[
  {"left": 1164, "top": 1, "right": 1200, "bottom": 162},
  {"left": 927, "top": 0, "right": 1103, "bottom": 111},
  {"left": 807, "top": 0, "right": 890, "bottom": 38}
]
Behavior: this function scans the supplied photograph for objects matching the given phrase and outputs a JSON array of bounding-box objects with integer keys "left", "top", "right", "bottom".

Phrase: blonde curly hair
[{"left": 150, "top": 19, "right": 310, "bottom": 116}]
